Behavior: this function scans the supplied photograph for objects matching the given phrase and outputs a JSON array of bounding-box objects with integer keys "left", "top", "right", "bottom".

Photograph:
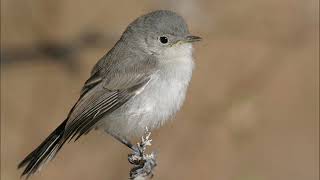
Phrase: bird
[{"left": 18, "top": 10, "right": 201, "bottom": 178}]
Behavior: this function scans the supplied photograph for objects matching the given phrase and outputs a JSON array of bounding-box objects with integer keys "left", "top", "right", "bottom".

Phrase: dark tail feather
[{"left": 18, "top": 120, "right": 68, "bottom": 178}]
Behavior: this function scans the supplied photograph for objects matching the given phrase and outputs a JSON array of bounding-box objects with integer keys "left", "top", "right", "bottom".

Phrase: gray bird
[{"left": 18, "top": 10, "right": 201, "bottom": 178}]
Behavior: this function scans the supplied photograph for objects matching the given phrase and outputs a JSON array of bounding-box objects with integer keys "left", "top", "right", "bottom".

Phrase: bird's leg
[{"left": 108, "top": 132, "right": 134, "bottom": 150}]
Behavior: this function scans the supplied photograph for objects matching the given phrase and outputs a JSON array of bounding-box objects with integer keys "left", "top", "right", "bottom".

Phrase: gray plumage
[{"left": 18, "top": 10, "right": 201, "bottom": 178}]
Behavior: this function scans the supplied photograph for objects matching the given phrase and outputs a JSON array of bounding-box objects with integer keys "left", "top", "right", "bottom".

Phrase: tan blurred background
[{"left": 1, "top": 0, "right": 319, "bottom": 180}]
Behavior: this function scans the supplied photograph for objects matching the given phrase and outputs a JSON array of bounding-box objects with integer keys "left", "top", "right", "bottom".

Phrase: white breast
[{"left": 102, "top": 44, "right": 194, "bottom": 139}]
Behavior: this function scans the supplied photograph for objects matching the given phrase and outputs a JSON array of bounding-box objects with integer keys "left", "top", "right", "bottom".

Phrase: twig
[{"left": 128, "top": 128, "right": 157, "bottom": 179}]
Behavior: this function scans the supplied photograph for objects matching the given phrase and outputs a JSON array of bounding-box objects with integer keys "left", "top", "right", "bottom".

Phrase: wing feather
[{"left": 63, "top": 75, "right": 152, "bottom": 142}]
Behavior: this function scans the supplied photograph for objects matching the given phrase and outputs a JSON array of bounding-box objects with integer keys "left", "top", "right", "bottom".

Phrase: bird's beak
[
  {"left": 173, "top": 35, "right": 202, "bottom": 46},
  {"left": 184, "top": 35, "right": 202, "bottom": 43}
]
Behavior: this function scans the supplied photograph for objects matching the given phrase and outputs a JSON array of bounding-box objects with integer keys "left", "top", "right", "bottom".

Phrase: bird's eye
[{"left": 159, "top": 36, "right": 169, "bottom": 44}]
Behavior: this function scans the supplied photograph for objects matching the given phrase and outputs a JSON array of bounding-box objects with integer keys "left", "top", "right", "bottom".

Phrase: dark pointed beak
[{"left": 185, "top": 35, "right": 202, "bottom": 43}]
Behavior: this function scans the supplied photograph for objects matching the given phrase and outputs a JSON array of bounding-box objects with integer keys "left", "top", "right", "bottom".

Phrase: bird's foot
[{"left": 128, "top": 128, "right": 157, "bottom": 179}]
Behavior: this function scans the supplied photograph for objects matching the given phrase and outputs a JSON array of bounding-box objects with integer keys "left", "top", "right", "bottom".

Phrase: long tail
[{"left": 18, "top": 120, "right": 68, "bottom": 178}]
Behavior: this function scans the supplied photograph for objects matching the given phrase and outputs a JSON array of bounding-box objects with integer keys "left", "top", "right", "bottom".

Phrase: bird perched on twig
[{"left": 18, "top": 10, "right": 201, "bottom": 179}]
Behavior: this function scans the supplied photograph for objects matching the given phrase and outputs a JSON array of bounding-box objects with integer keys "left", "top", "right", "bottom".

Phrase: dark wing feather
[
  {"left": 80, "top": 71, "right": 103, "bottom": 98},
  {"left": 17, "top": 69, "right": 153, "bottom": 179},
  {"left": 63, "top": 74, "right": 152, "bottom": 142}
]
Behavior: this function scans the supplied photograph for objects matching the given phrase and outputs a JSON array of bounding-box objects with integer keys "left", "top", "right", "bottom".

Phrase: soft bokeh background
[{"left": 1, "top": 0, "right": 319, "bottom": 180}]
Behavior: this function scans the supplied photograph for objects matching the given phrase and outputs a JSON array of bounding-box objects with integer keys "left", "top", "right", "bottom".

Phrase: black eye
[{"left": 159, "top": 36, "right": 169, "bottom": 44}]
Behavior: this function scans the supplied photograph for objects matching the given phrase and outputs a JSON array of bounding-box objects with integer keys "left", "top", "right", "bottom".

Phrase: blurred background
[{"left": 1, "top": 0, "right": 319, "bottom": 180}]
